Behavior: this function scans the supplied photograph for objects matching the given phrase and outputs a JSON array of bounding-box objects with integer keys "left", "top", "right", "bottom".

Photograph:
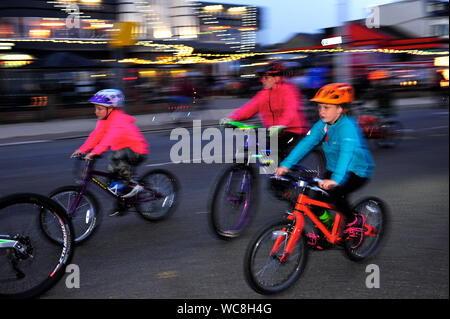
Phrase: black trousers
[
  {"left": 108, "top": 147, "right": 146, "bottom": 181},
  {"left": 277, "top": 131, "right": 303, "bottom": 162},
  {"left": 323, "top": 171, "right": 369, "bottom": 220}
]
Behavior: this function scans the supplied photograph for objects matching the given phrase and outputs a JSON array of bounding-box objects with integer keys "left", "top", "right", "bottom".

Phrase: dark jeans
[
  {"left": 108, "top": 147, "right": 146, "bottom": 181},
  {"left": 323, "top": 171, "right": 369, "bottom": 221}
]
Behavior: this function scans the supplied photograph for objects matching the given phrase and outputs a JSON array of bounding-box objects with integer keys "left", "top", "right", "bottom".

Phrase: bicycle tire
[
  {"left": 0, "top": 193, "right": 74, "bottom": 299},
  {"left": 244, "top": 218, "right": 308, "bottom": 295},
  {"left": 135, "top": 169, "right": 179, "bottom": 221},
  {"left": 209, "top": 164, "right": 259, "bottom": 240},
  {"left": 47, "top": 186, "right": 100, "bottom": 244},
  {"left": 344, "top": 197, "right": 388, "bottom": 262}
]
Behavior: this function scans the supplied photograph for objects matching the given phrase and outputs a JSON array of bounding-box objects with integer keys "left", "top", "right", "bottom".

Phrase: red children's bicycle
[{"left": 244, "top": 167, "right": 388, "bottom": 295}]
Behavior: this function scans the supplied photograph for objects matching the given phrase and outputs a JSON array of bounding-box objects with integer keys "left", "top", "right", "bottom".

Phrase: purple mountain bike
[
  {"left": 47, "top": 155, "right": 179, "bottom": 244},
  {"left": 208, "top": 121, "right": 326, "bottom": 240}
]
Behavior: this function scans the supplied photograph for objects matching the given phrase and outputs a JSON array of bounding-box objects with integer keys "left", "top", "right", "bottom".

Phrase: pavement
[{"left": 0, "top": 95, "right": 441, "bottom": 146}]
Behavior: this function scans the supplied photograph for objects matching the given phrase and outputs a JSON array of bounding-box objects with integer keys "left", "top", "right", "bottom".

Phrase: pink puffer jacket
[
  {"left": 229, "top": 81, "right": 309, "bottom": 135},
  {"left": 79, "top": 110, "right": 149, "bottom": 155}
]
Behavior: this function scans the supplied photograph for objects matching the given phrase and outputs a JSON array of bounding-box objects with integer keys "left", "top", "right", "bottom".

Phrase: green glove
[
  {"left": 219, "top": 117, "right": 233, "bottom": 126},
  {"left": 268, "top": 125, "right": 286, "bottom": 136}
]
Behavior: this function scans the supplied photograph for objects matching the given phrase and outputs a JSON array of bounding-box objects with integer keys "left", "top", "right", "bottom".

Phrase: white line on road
[
  {"left": 0, "top": 140, "right": 50, "bottom": 147},
  {"left": 146, "top": 161, "right": 174, "bottom": 167},
  {"left": 416, "top": 125, "right": 449, "bottom": 131}
]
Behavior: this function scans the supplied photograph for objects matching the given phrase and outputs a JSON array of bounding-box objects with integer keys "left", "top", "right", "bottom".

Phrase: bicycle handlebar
[
  {"left": 71, "top": 153, "right": 102, "bottom": 161},
  {"left": 223, "top": 121, "right": 263, "bottom": 130},
  {"left": 272, "top": 165, "right": 330, "bottom": 196}
]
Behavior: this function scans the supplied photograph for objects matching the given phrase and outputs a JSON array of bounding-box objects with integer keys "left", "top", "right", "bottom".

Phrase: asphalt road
[{"left": 0, "top": 107, "right": 448, "bottom": 300}]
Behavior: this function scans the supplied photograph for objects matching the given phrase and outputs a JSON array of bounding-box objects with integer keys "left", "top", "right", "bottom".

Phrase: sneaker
[
  {"left": 121, "top": 183, "right": 144, "bottom": 198},
  {"left": 343, "top": 214, "right": 366, "bottom": 248},
  {"left": 305, "top": 229, "right": 327, "bottom": 250}
]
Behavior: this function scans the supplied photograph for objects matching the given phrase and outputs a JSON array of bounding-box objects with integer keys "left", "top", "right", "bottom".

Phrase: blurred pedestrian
[{"left": 368, "top": 69, "right": 394, "bottom": 118}]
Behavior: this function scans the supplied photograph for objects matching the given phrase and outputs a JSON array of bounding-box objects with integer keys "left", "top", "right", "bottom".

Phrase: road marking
[
  {"left": 146, "top": 161, "right": 174, "bottom": 167},
  {"left": 417, "top": 125, "right": 448, "bottom": 131},
  {"left": 0, "top": 140, "right": 50, "bottom": 147},
  {"left": 145, "top": 157, "right": 217, "bottom": 167},
  {"left": 155, "top": 271, "right": 178, "bottom": 279}
]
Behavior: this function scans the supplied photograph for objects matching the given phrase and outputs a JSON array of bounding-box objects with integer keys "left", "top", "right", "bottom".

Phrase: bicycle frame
[
  {"left": 226, "top": 124, "right": 278, "bottom": 178},
  {"left": 271, "top": 193, "right": 341, "bottom": 262},
  {"left": 68, "top": 159, "right": 163, "bottom": 215},
  {"left": 271, "top": 190, "right": 378, "bottom": 262},
  {"left": 0, "top": 236, "right": 17, "bottom": 249}
]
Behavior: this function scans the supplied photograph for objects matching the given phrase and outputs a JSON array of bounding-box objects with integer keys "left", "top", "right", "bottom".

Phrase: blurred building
[
  {"left": 0, "top": 1, "right": 261, "bottom": 55},
  {"left": 135, "top": 1, "right": 261, "bottom": 53},
  {"left": 377, "top": 0, "right": 449, "bottom": 38},
  {"left": 0, "top": 0, "right": 262, "bottom": 111}
]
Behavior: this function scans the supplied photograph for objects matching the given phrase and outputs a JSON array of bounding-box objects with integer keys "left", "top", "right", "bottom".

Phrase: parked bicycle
[
  {"left": 0, "top": 193, "right": 74, "bottom": 299},
  {"left": 244, "top": 167, "right": 388, "bottom": 295},
  {"left": 355, "top": 105, "right": 404, "bottom": 148},
  {"left": 209, "top": 121, "right": 326, "bottom": 240},
  {"left": 47, "top": 154, "right": 179, "bottom": 244}
]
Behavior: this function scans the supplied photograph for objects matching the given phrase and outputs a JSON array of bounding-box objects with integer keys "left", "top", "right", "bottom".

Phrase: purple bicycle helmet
[{"left": 88, "top": 89, "right": 124, "bottom": 107}]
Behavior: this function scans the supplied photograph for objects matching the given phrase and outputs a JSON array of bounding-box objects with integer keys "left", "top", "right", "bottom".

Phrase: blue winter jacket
[{"left": 280, "top": 115, "right": 375, "bottom": 185}]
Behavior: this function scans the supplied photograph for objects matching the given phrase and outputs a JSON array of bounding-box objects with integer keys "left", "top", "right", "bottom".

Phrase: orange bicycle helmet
[{"left": 310, "top": 83, "right": 355, "bottom": 105}]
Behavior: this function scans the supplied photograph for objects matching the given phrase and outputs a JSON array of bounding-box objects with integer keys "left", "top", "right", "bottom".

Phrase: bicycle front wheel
[
  {"left": 344, "top": 197, "right": 388, "bottom": 262},
  {"left": 209, "top": 164, "right": 259, "bottom": 240},
  {"left": 0, "top": 193, "right": 74, "bottom": 299},
  {"left": 47, "top": 186, "right": 100, "bottom": 244},
  {"left": 244, "top": 219, "right": 308, "bottom": 295},
  {"left": 135, "top": 169, "right": 179, "bottom": 221}
]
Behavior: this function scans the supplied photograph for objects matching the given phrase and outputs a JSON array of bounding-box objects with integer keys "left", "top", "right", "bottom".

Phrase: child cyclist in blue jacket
[{"left": 276, "top": 83, "right": 375, "bottom": 242}]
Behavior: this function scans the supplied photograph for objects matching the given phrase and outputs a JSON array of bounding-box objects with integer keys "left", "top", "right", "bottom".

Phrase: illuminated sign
[{"left": 321, "top": 36, "right": 343, "bottom": 46}]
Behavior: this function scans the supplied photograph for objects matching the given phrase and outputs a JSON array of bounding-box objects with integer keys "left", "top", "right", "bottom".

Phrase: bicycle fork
[{"left": 270, "top": 212, "right": 305, "bottom": 263}]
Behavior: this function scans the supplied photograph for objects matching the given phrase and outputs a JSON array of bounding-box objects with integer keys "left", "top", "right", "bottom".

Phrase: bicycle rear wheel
[
  {"left": 244, "top": 219, "right": 308, "bottom": 295},
  {"left": 135, "top": 169, "right": 179, "bottom": 221},
  {"left": 47, "top": 186, "right": 100, "bottom": 244},
  {"left": 0, "top": 193, "right": 74, "bottom": 299},
  {"left": 209, "top": 164, "right": 259, "bottom": 239},
  {"left": 344, "top": 197, "right": 388, "bottom": 262}
]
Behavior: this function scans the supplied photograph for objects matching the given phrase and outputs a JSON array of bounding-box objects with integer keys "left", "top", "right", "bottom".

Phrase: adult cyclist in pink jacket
[
  {"left": 220, "top": 62, "right": 309, "bottom": 160},
  {"left": 71, "top": 89, "right": 149, "bottom": 205}
]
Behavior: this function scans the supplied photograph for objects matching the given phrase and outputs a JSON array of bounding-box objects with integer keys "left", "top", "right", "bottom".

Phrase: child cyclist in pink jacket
[
  {"left": 220, "top": 62, "right": 309, "bottom": 161},
  {"left": 71, "top": 89, "right": 149, "bottom": 203}
]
